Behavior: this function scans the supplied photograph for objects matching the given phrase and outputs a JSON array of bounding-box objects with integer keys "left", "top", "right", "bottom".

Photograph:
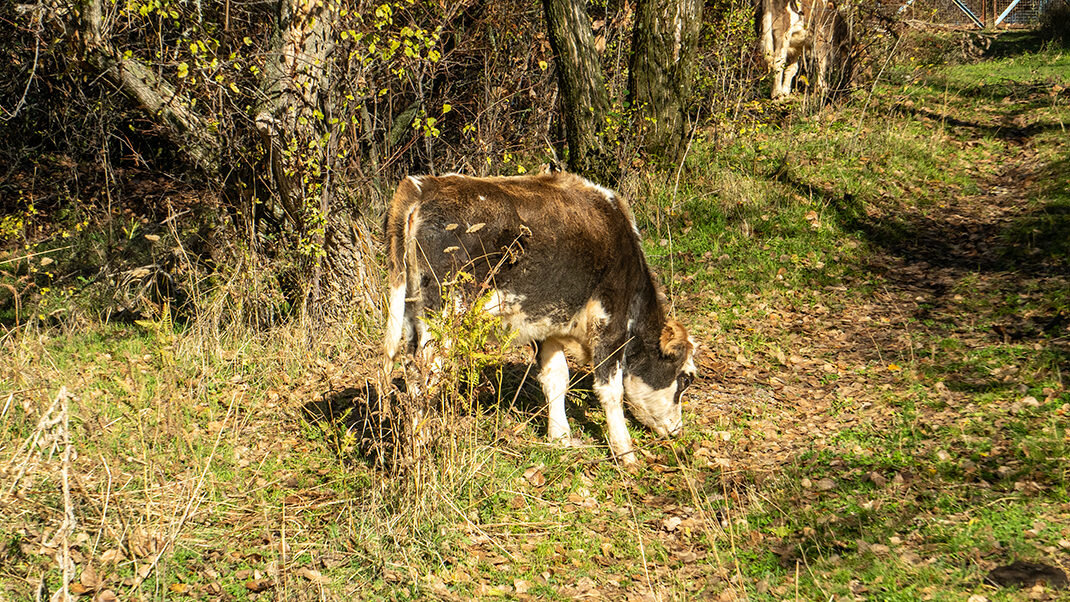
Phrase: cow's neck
[{"left": 625, "top": 269, "right": 668, "bottom": 359}]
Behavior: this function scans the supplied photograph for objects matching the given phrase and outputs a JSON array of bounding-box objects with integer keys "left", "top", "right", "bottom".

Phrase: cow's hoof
[{"left": 615, "top": 451, "right": 638, "bottom": 468}]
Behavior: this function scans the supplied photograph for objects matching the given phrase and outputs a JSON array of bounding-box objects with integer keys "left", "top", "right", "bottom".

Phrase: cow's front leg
[
  {"left": 593, "top": 359, "right": 635, "bottom": 465},
  {"left": 537, "top": 338, "right": 572, "bottom": 444}
]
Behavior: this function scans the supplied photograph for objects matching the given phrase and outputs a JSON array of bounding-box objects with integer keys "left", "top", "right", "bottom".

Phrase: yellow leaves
[
  {"left": 539, "top": 60, "right": 549, "bottom": 71},
  {"left": 177, "top": 62, "right": 189, "bottom": 78},
  {"left": 887, "top": 363, "right": 902, "bottom": 372}
]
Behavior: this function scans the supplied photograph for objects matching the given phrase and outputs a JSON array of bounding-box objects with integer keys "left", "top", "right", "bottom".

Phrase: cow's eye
[{"left": 678, "top": 374, "right": 693, "bottom": 391}]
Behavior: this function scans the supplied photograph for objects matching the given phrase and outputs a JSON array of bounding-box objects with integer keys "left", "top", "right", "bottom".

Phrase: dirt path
[{"left": 691, "top": 116, "right": 1067, "bottom": 490}]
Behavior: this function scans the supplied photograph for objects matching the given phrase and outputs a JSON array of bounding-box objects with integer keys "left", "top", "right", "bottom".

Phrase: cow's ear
[{"left": 659, "top": 320, "right": 691, "bottom": 359}]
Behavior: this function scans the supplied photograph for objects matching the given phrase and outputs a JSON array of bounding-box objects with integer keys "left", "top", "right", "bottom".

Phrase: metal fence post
[
  {"left": 950, "top": 0, "right": 986, "bottom": 27},
  {"left": 996, "top": 0, "right": 1023, "bottom": 25}
]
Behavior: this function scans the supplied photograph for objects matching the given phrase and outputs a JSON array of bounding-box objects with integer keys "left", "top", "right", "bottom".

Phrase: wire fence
[{"left": 896, "top": 0, "right": 1059, "bottom": 27}]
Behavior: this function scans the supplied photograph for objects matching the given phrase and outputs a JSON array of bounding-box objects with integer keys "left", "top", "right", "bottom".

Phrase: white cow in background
[{"left": 757, "top": 0, "right": 854, "bottom": 99}]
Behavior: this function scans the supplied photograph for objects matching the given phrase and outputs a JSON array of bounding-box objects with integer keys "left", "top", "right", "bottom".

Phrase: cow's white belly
[{"left": 484, "top": 290, "right": 608, "bottom": 360}]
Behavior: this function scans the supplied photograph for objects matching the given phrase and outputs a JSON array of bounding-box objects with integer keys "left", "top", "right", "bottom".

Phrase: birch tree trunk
[
  {"left": 628, "top": 0, "right": 702, "bottom": 161},
  {"left": 542, "top": 0, "right": 618, "bottom": 182}
]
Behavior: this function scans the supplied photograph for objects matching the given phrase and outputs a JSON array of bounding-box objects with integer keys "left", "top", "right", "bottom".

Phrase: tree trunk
[
  {"left": 542, "top": 0, "right": 618, "bottom": 183},
  {"left": 249, "top": 0, "right": 375, "bottom": 316},
  {"left": 628, "top": 0, "right": 702, "bottom": 162}
]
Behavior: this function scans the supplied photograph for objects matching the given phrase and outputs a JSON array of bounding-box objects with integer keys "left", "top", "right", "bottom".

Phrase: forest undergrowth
[{"left": 2, "top": 30, "right": 1069, "bottom": 601}]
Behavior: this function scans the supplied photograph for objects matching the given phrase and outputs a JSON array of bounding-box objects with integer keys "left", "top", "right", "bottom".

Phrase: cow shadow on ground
[
  {"left": 299, "top": 379, "right": 398, "bottom": 466},
  {"left": 300, "top": 360, "right": 611, "bottom": 467}
]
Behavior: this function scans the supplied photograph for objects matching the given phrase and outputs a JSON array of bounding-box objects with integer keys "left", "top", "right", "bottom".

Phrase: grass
[{"left": 2, "top": 29, "right": 1070, "bottom": 601}]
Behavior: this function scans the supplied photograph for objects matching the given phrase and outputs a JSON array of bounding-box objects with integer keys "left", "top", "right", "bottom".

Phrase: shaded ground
[{"left": 696, "top": 124, "right": 1066, "bottom": 467}]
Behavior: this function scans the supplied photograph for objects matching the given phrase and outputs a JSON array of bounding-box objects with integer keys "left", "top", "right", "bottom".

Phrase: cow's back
[{"left": 401, "top": 172, "right": 647, "bottom": 326}]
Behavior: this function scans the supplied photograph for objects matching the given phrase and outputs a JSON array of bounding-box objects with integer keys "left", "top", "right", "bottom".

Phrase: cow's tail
[{"left": 383, "top": 176, "right": 424, "bottom": 367}]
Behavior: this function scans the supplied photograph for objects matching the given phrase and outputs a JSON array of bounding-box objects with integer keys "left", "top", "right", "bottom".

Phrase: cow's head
[{"left": 623, "top": 320, "right": 696, "bottom": 437}]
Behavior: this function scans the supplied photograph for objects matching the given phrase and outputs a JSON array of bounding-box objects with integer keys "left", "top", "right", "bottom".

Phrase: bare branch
[{"left": 79, "top": 0, "right": 219, "bottom": 175}]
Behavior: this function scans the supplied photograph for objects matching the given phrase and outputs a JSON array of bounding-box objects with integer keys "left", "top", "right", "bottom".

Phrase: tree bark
[
  {"left": 542, "top": 0, "right": 618, "bottom": 183},
  {"left": 248, "top": 0, "right": 375, "bottom": 316},
  {"left": 628, "top": 0, "right": 702, "bottom": 162}
]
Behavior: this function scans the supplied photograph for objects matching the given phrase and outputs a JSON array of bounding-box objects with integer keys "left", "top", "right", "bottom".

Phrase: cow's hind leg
[
  {"left": 780, "top": 61, "right": 800, "bottom": 97},
  {"left": 382, "top": 277, "right": 410, "bottom": 380},
  {"left": 537, "top": 338, "right": 572, "bottom": 444}
]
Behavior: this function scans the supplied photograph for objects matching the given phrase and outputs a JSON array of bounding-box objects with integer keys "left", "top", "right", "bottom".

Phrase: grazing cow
[
  {"left": 756, "top": 0, "right": 853, "bottom": 99},
  {"left": 383, "top": 171, "right": 696, "bottom": 464}
]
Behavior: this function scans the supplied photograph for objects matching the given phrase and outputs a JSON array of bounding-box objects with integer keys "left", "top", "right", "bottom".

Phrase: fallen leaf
[
  {"left": 80, "top": 563, "right": 102, "bottom": 590},
  {"left": 523, "top": 464, "right": 546, "bottom": 488},
  {"left": 663, "top": 516, "right": 683, "bottom": 532},
  {"left": 296, "top": 567, "right": 330, "bottom": 584},
  {"left": 245, "top": 578, "right": 273, "bottom": 592}
]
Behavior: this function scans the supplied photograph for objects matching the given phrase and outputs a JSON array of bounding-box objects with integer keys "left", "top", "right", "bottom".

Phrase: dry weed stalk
[
  {"left": 2, "top": 386, "right": 76, "bottom": 601},
  {"left": 129, "top": 390, "right": 238, "bottom": 594},
  {"left": 57, "top": 387, "right": 75, "bottom": 602},
  {"left": 5, "top": 386, "right": 70, "bottom": 496}
]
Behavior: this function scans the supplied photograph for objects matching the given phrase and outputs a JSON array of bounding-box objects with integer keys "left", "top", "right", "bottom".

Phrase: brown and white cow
[
  {"left": 756, "top": 0, "right": 853, "bottom": 99},
  {"left": 383, "top": 171, "right": 696, "bottom": 464}
]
